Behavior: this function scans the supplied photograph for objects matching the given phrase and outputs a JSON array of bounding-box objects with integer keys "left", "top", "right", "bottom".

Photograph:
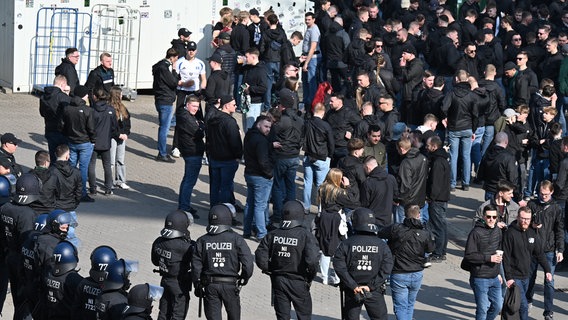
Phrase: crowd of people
[{"left": 2, "top": 0, "right": 568, "bottom": 319}]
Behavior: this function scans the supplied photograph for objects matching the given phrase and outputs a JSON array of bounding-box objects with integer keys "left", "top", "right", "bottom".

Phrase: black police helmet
[
  {"left": 124, "top": 283, "right": 164, "bottom": 314},
  {"left": 90, "top": 245, "right": 118, "bottom": 283},
  {"left": 52, "top": 240, "right": 78, "bottom": 276},
  {"left": 160, "top": 210, "right": 191, "bottom": 239},
  {"left": 34, "top": 213, "right": 49, "bottom": 232},
  {"left": 351, "top": 207, "right": 378, "bottom": 233},
  {"left": 282, "top": 200, "right": 306, "bottom": 221},
  {"left": 14, "top": 173, "right": 42, "bottom": 205},
  {"left": 47, "top": 209, "right": 72, "bottom": 236},
  {"left": 103, "top": 259, "right": 138, "bottom": 292},
  {"left": 207, "top": 204, "right": 233, "bottom": 234},
  {"left": 0, "top": 174, "right": 16, "bottom": 205}
]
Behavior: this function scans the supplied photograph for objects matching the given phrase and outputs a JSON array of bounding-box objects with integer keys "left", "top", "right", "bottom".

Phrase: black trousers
[
  {"left": 204, "top": 283, "right": 240, "bottom": 320},
  {"left": 272, "top": 275, "right": 312, "bottom": 320},
  {"left": 344, "top": 289, "right": 387, "bottom": 320},
  {"left": 157, "top": 277, "right": 190, "bottom": 320}
]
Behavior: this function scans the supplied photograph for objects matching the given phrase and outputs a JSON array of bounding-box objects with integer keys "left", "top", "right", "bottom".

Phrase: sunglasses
[
  {"left": 512, "top": 38, "right": 521, "bottom": 41},
  {"left": 516, "top": 57, "right": 524, "bottom": 60},
  {"left": 485, "top": 215, "right": 498, "bottom": 220}
]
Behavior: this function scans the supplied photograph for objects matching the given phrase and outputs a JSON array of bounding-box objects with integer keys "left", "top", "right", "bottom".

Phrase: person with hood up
[{"left": 361, "top": 155, "right": 399, "bottom": 228}]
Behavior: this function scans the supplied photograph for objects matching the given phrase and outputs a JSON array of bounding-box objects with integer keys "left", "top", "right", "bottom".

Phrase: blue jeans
[
  {"left": 45, "top": 131, "right": 68, "bottom": 163},
  {"left": 243, "top": 174, "right": 272, "bottom": 239},
  {"left": 527, "top": 251, "right": 556, "bottom": 315},
  {"left": 513, "top": 278, "right": 530, "bottom": 320},
  {"left": 390, "top": 271, "right": 423, "bottom": 320},
  {"left": 471, "top": 126, "right": 485, "bottom": 172},
  {"left": 469, "top": 276, "right": 502, "bottom": 320},
  {"left": 272, "top": 157, "right": 299, "bottom": 222},
  {"left": 243, "top": 103, "right": 261, "bottom": 133},
  {"left": 427, "top": 201, "right": 448, "bottom": 256},
  {"left": 448, "top": 129, "right": 473, "bottom": 188},
  {"left": 234, "top": 73, "right": 244, "bottom": 109},
  {"left": 178, "top": 156, "right": 203, "bottom": 211},
  {"left": 393, "top": 204, "right": 405, "bottom": 224},
  {"left": 208, "top": 159, "right": 239, "bottom": 206},
  {"left": 264, "top": 61, "right": 280, "bottom": 111},
  {"left": 526, "top": 153, "right": 550, "bottom": 198},
  {"left": 303, "top": 156, "right": 330, "bottom": 210},
  {"left": 68, "top": 142, "right": 94, "bottom": 196},
  {"left": 420, "top": 202, "right": 429, "bottom": 225},
  {"left": 481, "top": 125, "right": 495, "bottom": 158},
  {"left": 155, "top": 103, "right": 174, "bottom": 157},
  {"left": 302, "top": 55, "right": 321, "bottom": 106}
]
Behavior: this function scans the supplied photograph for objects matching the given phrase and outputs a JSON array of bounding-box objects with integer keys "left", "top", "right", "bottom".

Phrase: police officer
[
  {"left": 0, "top": 173, "right": 41, "bottom": 316},
  {"left": 96, "top": 258, "right": 138, "bottom": 320},
  {"left": 34, "top": 209, "right": 72, "bottom": 274},
  {"left": 151, "top": 210, "right": 195, "bottom": 320},
  {"left": 0, "top": 172, "right": 16, "bottom": 316},
  {"left": 333, "top": 207, "right": 394, "bottom": 320},
  {"left": 255, "top": 200, "right": 319, "bottom": 320},
  {"left": 192, "top": 204, "right": 254, "bottom": 320},
  {"left": 72, "top": 245, "right": 118, "bottom": 319},
  {"left": 122, "top": 283, "right": 164, "bottom": 320},
  {"left": 20, "top": 213, "right": 49, "bottom": 319},
  {"left": 42, "top": 240, "right": 83, "bottom": 320}
]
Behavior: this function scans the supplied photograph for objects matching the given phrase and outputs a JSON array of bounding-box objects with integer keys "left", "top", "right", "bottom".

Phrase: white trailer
[{"left": 0, "top": 0, "right": 313, "bottom": 95}]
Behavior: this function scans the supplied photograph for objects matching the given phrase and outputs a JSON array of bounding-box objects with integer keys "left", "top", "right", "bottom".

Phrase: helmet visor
[
  {"left": 147, "top": 284, "right": 164, "bottom": 301},
  {"left": 124, "top": 259, "right": 140, "bottom": 275}
]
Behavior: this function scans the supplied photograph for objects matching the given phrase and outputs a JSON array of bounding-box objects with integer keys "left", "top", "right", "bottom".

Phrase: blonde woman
[
  {"left": 108, "top": 86, "right": 131, "bottom": 189},
  {"left": 316, "top": 168, "right": 359, "bottom": 285}
]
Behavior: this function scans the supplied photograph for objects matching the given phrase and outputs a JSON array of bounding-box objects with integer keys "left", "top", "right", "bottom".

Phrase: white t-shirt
[{"left": 176, "top": 57, "right": 205, "bottom": 91}]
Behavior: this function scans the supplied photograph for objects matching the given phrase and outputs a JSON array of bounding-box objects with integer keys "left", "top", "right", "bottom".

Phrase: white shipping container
[{"left": 0, "top": 0, "right": 313, "bottom": 94}]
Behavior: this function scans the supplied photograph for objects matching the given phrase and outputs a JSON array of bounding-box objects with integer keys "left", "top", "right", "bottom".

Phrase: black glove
[
  {"left": 194, "top": 283, "right": 204, "bottom": 298},
  {"left": 238, "top": 277, "right": 248, "bottom": 287}
]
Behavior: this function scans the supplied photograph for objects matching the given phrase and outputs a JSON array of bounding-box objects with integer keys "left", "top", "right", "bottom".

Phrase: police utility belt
[{"left": 207, "top": 276, "right": 238, "bottom": 284}]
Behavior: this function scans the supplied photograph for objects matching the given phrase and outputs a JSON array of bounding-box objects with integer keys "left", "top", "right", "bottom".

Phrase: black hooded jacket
[
  {"left": 503, "top": 220, "right": 551, "bottom": 280},
  {"left": 478, "top": 145, "right": 518, "bottom": 194},
  {"left": 361, "top": 166, "right": 399, "bottom": 227},
  {"left": 43, "top": 160, "right": 82, "bottom": 211},
  {"left": 40, "top": 86, "right": 70, "bottom": 134},
  {"left": 54, "top": 58, "right": 80, "bottom": 91},
  {"left": 204, "top": 69, "right": 231, "bottom": 106},
  {"left": 464, "top": 219, "right": 502, "bottom": 279},
  {"left": 61, "top": 96, "right": 96, "bottom": 144},
  {"left": 170, "top": 38, "right": 188, "bottom": 59},
  {"left": 441, "top": 82, "right": 479, "bottom": 132},
  {"left": 260, "top": 28, "right": 287, "bottom": 62},
  {"left": 427, "top": 147, "right": 451, "bottom": 202},
  {"left": 242, "top": 62, "right": 268, "bottom": 104},
  {"left": 244, "top": 126, "right": 273, "bottom": 179},
  {"left": 152, "top": 59, "right": 179, "bottom": 105},
  {"left": 397, "top": 148, "right": 428, "bottom": 207},
  {"left": 527, "top": 199, "right": 565, "bottom": 253},
  {"left": 206, "top": 110, "right": 243, "bottom": 161},
  {"left": 175, "top": 110, "right": 205, "bottom": 158},
  {"left": 91, "top": 101, "right": 119, "bottom": 151},
  {"left": 270, "top": 108, "right": 304, "bottom": 159}
]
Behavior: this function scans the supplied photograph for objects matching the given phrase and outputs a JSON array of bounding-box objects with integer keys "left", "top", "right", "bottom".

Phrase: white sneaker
[
  {"left": 117, "top": 182, "right": 130, "bottom": 190},
  {"left": 171, "top": 148, "right": 181, "bottom": 158}
]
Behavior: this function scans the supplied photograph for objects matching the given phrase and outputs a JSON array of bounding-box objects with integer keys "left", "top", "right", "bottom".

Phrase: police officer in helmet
[
  {"left": 72, "top": 245, "right": 118, "bottom": 319},
  {"left": 255, "top": 200, "right": 319, "bottom": 320},
  {"left": 192, "top": 204, "right": 254, "bottom": 320},
  {"left": 122, "top": 283, "right": 164, "bottom": 320},
  {"left": 97, "top": 258, "right": 139, "bottom": 320},
  {"left": 34, "top": 209, "right": 72, "bottom": 274},
  {"left": 151, "top": 210, "right": 195, "bottom": 320},
  {"left": 42, "top": 240, "right": 83, "bottom": 320},
  {"left": 333, "top": 208, "right": 394, "bottom": 320}
]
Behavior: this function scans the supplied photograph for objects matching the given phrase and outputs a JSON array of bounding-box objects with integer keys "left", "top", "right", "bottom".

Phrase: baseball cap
[
  {"left": 1, "top": 133, "right": 21, "bottom": 145},
  {"left": 278, "top": 88, "right": 296, "bottom": 109},
  {"left": 218, "top": 32, "right": 231, "bottom": 40},
  {"left": 249, "top": 8, "right": 260, "bottom": 16},
  {"left": 391, "top": 122, "right": 408, "bottom": 140},
  {"left": 503, "top": 108, "right": 520, "bottom": 118},
  {"left": 504, "top": 61, "right": 517, "bottom": 71},
  {"left": 178, "top": 28, "right": 192, "bottom": 37},
  {"left": 207, "top": 53, "right": 223, "bottom": 64},
  {"left": 402, "top": 45, "right": 417, "bottom": 56},
  {"left": 187, "top": 41, "right": 197, "bottom": 51},
  {"left": 220, "top": 95, "right": 235, "bottom": 107}
]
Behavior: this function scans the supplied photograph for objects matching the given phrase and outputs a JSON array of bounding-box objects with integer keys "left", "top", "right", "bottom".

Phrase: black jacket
[
  {"left": 401, "top": 58, "right": 424, "bottom": 102},
  {"left": 214, "top": 44, "right": 237, "bottom": 81},
  {"left": 441, "top": 82, "right": 479, "bottom": 132},
  {"left": 417, "top": 88, "right": 445, "bottom": 132},
  {"left": 270, "top": 108, "right": 304, "bottom": 159},
  {"left": 324, "top": 106, "right": 361, "bottom": 150},
  {"left": 323, "top": 22, "right": 350, "bottom": 69},
  {"left": 0, "top": 148, "right": 22, "bottom": 177},
  {"left": 206, "top": 109, "right": 243, "bottom": 161},
  {"left": 85, "top": 65, "right": 114, "bottom": 95},
  {"left": 171, "top": 38, "right": 188, "bottom": 58},
  {"left": 0, "top": 202, "right": 35, "bottom": 252},
  {"left": 61, "top": 96, "right": 96, "bottom": 144},
  {"left": 436, "top": 36, "right": 461, "bottom": 76},
  {"left": 230, "top": 23, "right": 250, "bottom": 56},
  {"left": 361, "top": 166, "right": 399, "bottom": 227},
  {"left": 427, "top": 148, "right": 451, "bottom": 202},
  {"left": 303, "top": 116, "right": 334, "bottom": 161},
  {"left": 174, "top": 110, "right": 205, "bottom": 157},
  {"left": 260, "top": 28, "right": 287, "bottom": 62},
  {"left": 43, "top": 160, "right": 82, "bottom": 212},
  {"left": 92, "top": 101, "right": 119, "bottom": 151},
  {"left": 244, "top": 126, "right": 273, "bottom": 179},
  {"left": 242, "top": 62, "right": 268, "bottom": 104},
  {"left": 55, "top": 58, "right": 80, "bottom": 91},
  {"left": 378, "top": 218, "right": 435, "bottom": 274},
  {"left": 478, "top": 79, "right": 506, "bottom": 124},
  {"left": 464, "top": 220, "right": 502, "bottom": 278},
  {"left": 397, "top": 148, "right": 428, "bottom": 207},
  {"left": 255, "top": 224, "right": 319, "bottom": 281},
  {"left": 40, "top": 86, "right": 70, "bottom": 134},
  {"left": 478, "top": 145, "right": 518, "bottom": 195},
  {"left": 378, "top": 109, "right": 401, "bottom": 142},
  {"left": 152, "top": 59, "right": 179, "bottom": 105},
  {"left": 554, "top": 154, "right": 568, "bottom": 200},
  {"left": 503, "top": 220, "right": 551, "bottom": 279},
  {"left": 151, "top": 236, "right": 193, "bottom": 280},
  {"left": 204, "top": 69, "right": 231, "bottom": 106},
  {"left": 337, "top": 155, "right": 367, "bottom": 194},
  {"left": 527, "top": 199, "right": 565, "bottom": 253}
]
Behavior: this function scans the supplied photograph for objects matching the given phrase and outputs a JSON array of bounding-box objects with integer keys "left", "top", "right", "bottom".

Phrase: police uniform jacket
[
  {"left": 333, "top": 233, "right": 394, "bottom": 292},
  {"left": 72, "top": 276, "right": 102, "bottom": 320},
  {"left": 97, "top": 290, "right": 128, "bottom": 320},
  {"left": 192, "top": 230, "right": 253, "bottom": 284},
  {"left": 122, "top": 312, "right": 152, "bottom": 320},
  {"left": 21, "top": 229, "right": 43, "bottom": 302},
  {"left": 151, "top": 236, "right": 193, "bottom": 280},
  {"left": 34, "top": 232, "right": 65, "bottom": 274},
  {"left": 44, "top": 269, "right": 83, "bottom": 320},
  {"left": 0, "top": 201, "right": 36, "bottom": 252},
  {"left": 255, "top": 223, "right": 319, "bottom": 281},
  {"left": 378, "top": 218, "right": 435, "bottom": 274},
  {"left": 463, "top": 219, "right": 503, "bottom": 279}
]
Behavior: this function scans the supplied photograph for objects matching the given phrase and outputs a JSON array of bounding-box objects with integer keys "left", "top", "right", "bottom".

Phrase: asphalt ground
[{"left": 0, "top": 92, "right": 566, "bottom": 319}]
